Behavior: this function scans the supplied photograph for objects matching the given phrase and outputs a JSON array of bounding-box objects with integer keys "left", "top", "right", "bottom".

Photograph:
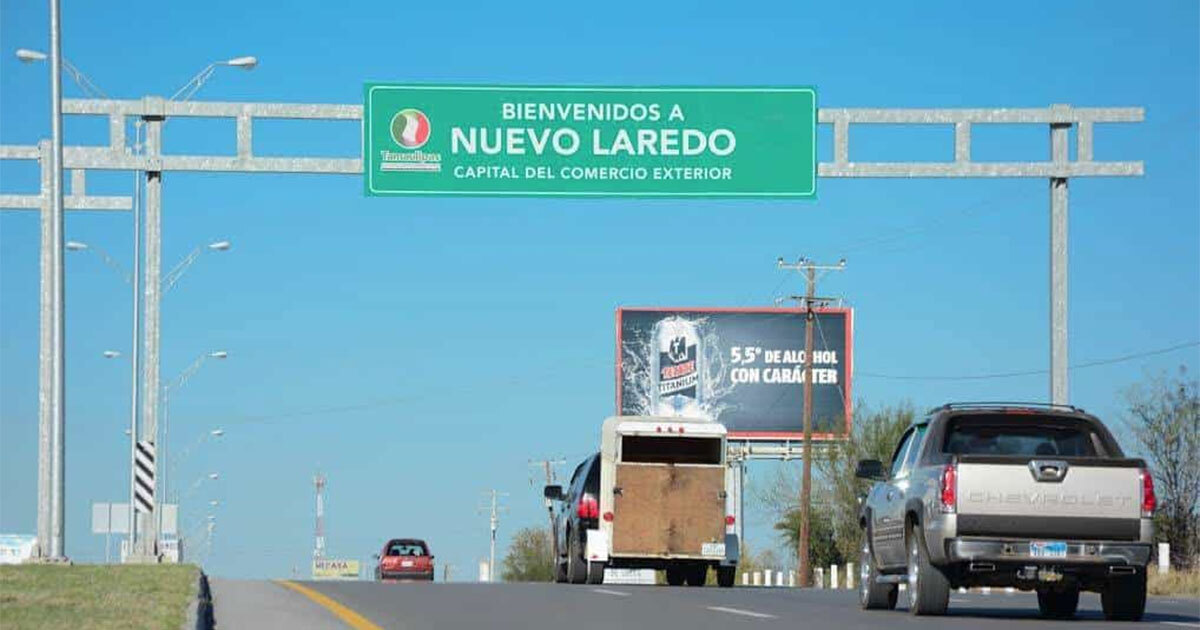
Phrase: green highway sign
[{"left": 363, "top": 84, "right": 816, "bottom": 198}]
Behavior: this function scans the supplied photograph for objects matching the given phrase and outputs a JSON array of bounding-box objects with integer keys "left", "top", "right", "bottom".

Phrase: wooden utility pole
[
  {"left": 777, "top": 257, "right": 845, "bottom": 587},
  {"left": 529, "top": 458, "right": 565, "bottom": 555}
]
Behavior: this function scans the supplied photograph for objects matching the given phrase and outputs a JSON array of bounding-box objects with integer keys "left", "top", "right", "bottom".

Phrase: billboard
[
  {"left": 364, "top": 84, "right": 816, "bottom": 197},
  {"left": 616, "top": 307, "right": 852, "bottom": 439},
  {"left": 312, "top": 558, "right": 360, "bottom": 580}
]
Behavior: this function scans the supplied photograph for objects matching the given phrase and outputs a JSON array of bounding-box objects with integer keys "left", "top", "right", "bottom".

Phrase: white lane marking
[
  {"left": 1160, "top": 623, "right": 1200, "bottom": 628},
  {"left": 591, "top": 588, "right": 631, "bottom": 597},
  {"left": 950, "top": 598, "right": 970, "bottom": 603},
  {"left": 707, "top": 606, "right": 777, "bottom": 619}
]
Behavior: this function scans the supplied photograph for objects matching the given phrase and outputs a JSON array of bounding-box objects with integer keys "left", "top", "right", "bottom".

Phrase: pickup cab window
[
  {"left": 889, "top": 429, "right": 915, "bottom": 478},
  {"left": 942, "top": 414, "right": 1109, "bottom": 457},
  {"left": 899, "top": 425, "right": 927, "bottom": 474}
]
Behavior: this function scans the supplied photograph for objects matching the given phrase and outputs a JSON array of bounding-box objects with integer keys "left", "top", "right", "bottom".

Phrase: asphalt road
[{"left": 210, "top": 579, "right": 1199, "bottom": 630}]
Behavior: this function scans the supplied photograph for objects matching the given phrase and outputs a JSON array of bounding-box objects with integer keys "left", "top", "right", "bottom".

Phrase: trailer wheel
[
  {"left": 684, "top": 564, "right": 708, "bottom": 586},
  {"left": 665, "top": 566, "right": 686, "bottom": 586},
  {"left": 717, "top": 566, "right": 737, "bottom": 588}
]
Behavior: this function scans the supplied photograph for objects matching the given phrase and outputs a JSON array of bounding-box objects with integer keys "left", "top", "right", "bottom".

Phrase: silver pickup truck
[{"left": 855, "top": 402, "right": 1155, "bottom": 620}]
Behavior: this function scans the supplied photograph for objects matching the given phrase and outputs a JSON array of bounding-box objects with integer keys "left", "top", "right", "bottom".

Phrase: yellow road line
[{"left": 276, "top": 580, "right": 384, "bottom": 630}]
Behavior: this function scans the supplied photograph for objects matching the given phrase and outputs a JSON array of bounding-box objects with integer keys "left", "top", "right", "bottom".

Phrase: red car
[{"left": 374, "top": 538, "right": 434, "bottom": 582}]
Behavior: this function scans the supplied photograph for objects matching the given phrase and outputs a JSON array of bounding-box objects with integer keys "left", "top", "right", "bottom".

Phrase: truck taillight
[
  {"left": 602, "top": 511, "right": 614, "bottom": 522},
  {"left": 1140, "top": 469, "right": 1156, "bottom": 517},
  {"left": 725, "top": 515, "right": 736, "bottom": 526},
  {"left": 578, "top": 494, "right": 599, "bottom": 519},
  {"left": 940, "top": 464, "right": 957, "bottom": 513}
]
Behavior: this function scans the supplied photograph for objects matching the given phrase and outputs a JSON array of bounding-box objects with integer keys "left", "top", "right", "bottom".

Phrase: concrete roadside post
[
  {"left": 846, "top": 562, "right": 854, "bottom": 589},
  {"left": 830, "top": 564, "right": 838, "bottom": 589},
  {"left": 1157, "top": 543, "right": 1170, "bottom": 574}
]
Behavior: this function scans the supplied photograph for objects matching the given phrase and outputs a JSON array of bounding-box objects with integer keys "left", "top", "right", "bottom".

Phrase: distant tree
[
  {"left": 500, "top": 527, "right": 555, "bottom": 582},
  {"left": 817, "top": 401, "right": 915, "bottom": 561},
  {"left": 1124, "top": 367, "right": 1200, "bottom": 569},
  {"left": 774, "top": 504, "right": 844, "bottom": 570},
  {"left": 757, "top": 401, "right": 915, "bottom": 566}
]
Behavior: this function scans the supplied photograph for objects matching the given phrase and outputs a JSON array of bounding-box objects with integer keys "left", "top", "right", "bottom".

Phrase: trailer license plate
[
  {"left": 401, "top": 560, "right": 414, "bottom": 567},
  {"left": 1030, "top": 541, "right": 1067, "bottom": 558},
  {"left": 702, "top": 543, "right": 725, "bottom": 557}
]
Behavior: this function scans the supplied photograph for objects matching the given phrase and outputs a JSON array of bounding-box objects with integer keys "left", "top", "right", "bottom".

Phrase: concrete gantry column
[
  {"left": 136, "top": 109, "right": 164, "bottom": 558},
  {"left": 1049, "top": 110, "right": 1071, "bottom": 405}
]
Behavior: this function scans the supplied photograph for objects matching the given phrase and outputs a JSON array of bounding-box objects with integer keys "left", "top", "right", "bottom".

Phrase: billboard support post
[{"left": 777, "top": 258, "right": 846, "bottom": 588}]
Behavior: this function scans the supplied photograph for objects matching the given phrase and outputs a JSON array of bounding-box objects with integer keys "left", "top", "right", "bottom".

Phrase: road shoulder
[{"left": 210, "top": 578, "right": 349, "bottom": 630}]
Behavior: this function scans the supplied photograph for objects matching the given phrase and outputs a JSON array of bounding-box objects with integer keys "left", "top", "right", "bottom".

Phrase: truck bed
[{"left": 611, "top": 462, "right": 724, "bottom": 557}]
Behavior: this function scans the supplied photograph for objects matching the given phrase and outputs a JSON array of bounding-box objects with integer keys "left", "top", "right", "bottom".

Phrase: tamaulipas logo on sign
[{"left": 363, "top": 84, "right": 817, "bottom": 197}]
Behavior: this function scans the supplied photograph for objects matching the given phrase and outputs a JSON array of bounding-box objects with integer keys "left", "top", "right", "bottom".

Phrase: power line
[{"left": 857, "top": 341, "right": 1198, "bottom": 381}]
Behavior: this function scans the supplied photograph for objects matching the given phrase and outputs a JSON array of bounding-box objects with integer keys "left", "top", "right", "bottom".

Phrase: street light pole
[
  {"left": 161, "top": 351, "right": 226, "bottom": 508},
  {"left": 137, "top": 56, "right": 252, "bottom": 557}
]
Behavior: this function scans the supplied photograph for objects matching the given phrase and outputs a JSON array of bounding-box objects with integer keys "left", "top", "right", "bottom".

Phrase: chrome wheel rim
[
  {"left": 859, "top": 545, "right": 871, "bottom": 603},
  {"left": 907, "top": 537, "right": 919, "bottom": 609}
]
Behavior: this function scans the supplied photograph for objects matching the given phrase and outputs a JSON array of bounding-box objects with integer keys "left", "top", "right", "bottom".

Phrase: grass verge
[
  {"left": 0, "top": 564, "right": 197, "bottom": 630},
  {"left": 1148, "top": 569, "right": 1200, "bottom": 598}
]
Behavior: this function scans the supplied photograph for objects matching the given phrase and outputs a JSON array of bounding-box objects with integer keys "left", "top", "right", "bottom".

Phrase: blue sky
[{"left": 1, "top": 0, "right": 1197, "bottom": 579}]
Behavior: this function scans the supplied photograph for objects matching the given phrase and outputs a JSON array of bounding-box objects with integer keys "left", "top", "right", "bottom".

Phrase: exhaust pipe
[{"left": 969, "top": 562, "right": 996, "bottom": 573}]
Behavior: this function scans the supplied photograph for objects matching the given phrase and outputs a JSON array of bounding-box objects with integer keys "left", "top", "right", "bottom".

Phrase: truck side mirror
[
  {"left": 544, "top": 485, "right": 564, "bottom": 501},
  {"left": 855, "top": 459, "right": 888, "bottom": 481},
  {"left": 372, "top": 553, "right": 380, "bottom": 560}
]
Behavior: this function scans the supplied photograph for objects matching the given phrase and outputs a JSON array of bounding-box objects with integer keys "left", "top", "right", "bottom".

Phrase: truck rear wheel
[
  {"left": 554, "top": 556, "right": 567, "bottom": 583},
  {"left": 717, "top": 566, "right": 737, "bottom": 588},
  {"left": 1036, "top": 587, "right": 1079, "bottom": 619},
  {"left": 906, "top": 524, "right": 949, "bottom": 616},
  {"left": 665, "top": 566, "right": 686, "bottom": 586},
  {"left": 567, "top": 532, "right": 587, "bottom": 584},
  {"left": 1101, "top": 571, "right": 1146, "bottom": 621},
  {"left": 860, "top": 538, "right": 897, "bottom": 610}
]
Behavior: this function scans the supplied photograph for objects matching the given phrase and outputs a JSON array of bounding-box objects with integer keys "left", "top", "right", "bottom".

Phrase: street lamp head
[
  {"left": 210, "top": 429, "right": 225, "bottom": 437},
  {"left": 209, "top": 351, "right": 228, "bottom": 359},
  {"left": 65, "top": 241, "right": 88, "bottom": 251},
  {"left": 15, "top": 48, "right": 47, "bottom": 63},
  {"left": 209, "top": 500, "right": 219, "bottom": 507},
  {"left": 208, "top": 240, "right": 232, "bottom": 251},
  {"left": 838, "top": 258, "right": 847, "bottom": 268},
  {"left": 208, "top": 473, "right": 219, "bottom": 480},
  {"left": 224, "top": 56, "right": 257, "bottom": 69},
  {"left": 102, "top": 350, "right": 121, "bottom": 359}
]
